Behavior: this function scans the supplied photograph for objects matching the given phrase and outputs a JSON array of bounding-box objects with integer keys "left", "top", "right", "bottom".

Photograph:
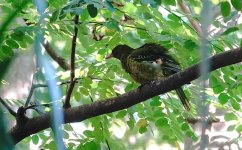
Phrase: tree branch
[
  {"left": 8, "top": 48, "right": 242, "bottom": 144},
  {"left": 0, "top": 97, "right": 17, "bottom": 117},
  {"left": 42, "top": 41, "right": 71, "bottom": 70},
  {"left": 22, "top": 18, "right": 71, "bottom": 71},
  {"left": 177, "top": 1, "right": 203, "bottom": 37},
  {"left": 63, "top": 15, "right": 79, "bottom": 108}
]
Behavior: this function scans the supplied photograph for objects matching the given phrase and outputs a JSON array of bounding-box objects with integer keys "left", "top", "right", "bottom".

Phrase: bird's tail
[{"left": 175, "top": 88, "right": 190, "bottom": 111}]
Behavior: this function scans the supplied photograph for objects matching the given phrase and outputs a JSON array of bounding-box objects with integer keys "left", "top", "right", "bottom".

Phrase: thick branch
[{"left": 8, "top": 48, "right": 242, "bottom": 144}]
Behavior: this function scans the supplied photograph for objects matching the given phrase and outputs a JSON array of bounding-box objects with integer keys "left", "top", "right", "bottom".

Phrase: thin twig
[
  {"left": 24, "top": 73, "right": 36, "bottom": 107},
  {"left": 63, "top": 15, "right": 79, "bottom": 108},
  {"left": 0, "top": 97, "right": 17, "bottom": 117}
]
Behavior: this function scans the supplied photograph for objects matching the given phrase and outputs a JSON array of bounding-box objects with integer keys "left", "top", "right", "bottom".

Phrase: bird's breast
[{"left": 122, "top": 58, "right": 165, "bottom": 84}]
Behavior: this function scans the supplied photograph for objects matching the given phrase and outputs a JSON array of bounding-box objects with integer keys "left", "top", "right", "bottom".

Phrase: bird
[{"left": 106, "top": 44, "right": 190, "bottom": 111}]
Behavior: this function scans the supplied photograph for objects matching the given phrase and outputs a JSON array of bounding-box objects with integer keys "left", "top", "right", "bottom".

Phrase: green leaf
[
  {"left": 163, "top": 0, "right": 176, "bottom": 6},
  {"left": 49, "top": 0, "right": 66, "bottom": 8},
  {"left": 1, "top": 45, "right": 14, "bottom": 57},
  {"left": 181, "top": 123, "right": 190, "bottom": 131},
  {"left": 184, "top": 40, "right": 198, "bottom": 50},
  {"left": 104, "top": 20, "right": 120, "bottom": 31},
  {"left": 154, "top": 0, "right": 162, "bottom": 5},
  {"left": 222, "top": 27, "right": 239, "bottom": 35},
  {"left": 220, "top": 2, "right": 231, "bottom": 17},
  {"left": 0, "top": 0, "right": 30, "bottom": 43},
  {"left": 231, "top": 0, "right": 242, "bottom": 10},
  {"left": 83, "top": 130, "right": 94, "bottom": 138},
  {"left": 137, "top": 30, "right": 151, "bottom": 39},
  {"left": 11, "top": 31, "right": 24, "bottom": 41},
  {"left": 235, "top": 125, "right": 242, "bottom": 132},
  {"left": 116, "top": 110, "right": 127, "bottom": 118},
  {"left": 50, "top": 9, "right": 60, "bottom": 22},
  {"left": 63, "top": 130, "right": 69, "bottom": 139},
  {"left": 141, "top": 0, "right": 149, "bottom": 5},
  {"left": 168, "top": 14, "right": 180, "bottom": 22},
  {"left": 230, "top": 98, "right": 240, "bottom": 110},
  {"left": 45, "top": 140, "right": 56, "bottom": 149},
  {"left": 213, "top": 85, "right": 225, "bottom": 94},
  {"left": 136, "top": 118, "right": 148, "bottom": 128},
  {"left": 104, "top": 1, "right": 115, "bottom": 12},
  {"left": 23, "top": 35, "right": 34, "bottom": 44},
  {"left": 155, "top": 117, "right": 168, "bottom": 127},
  {"left": 96, "top": 54, "right": 104, "bottom": 61},
  {"left": 150, "top": 96, "right": 161, "bottom": 106},
  {"left": 127, "top": 118, "right": 135, "bottom": 129},
  {"left": 218, "top": 93, "right": 229, "bottom": 104},
  {"left": 209, "top": 75, "right": 220, "bottom": 87},
  {"left": 87, "top": 4, "right": 98, "bottom": 18},
  {"left": 122, "top": 32, "right": 143, "bottom": 48},
  {"left": 227, "top": 125, "right": 235, "bottom": 131},
  {"left": 31, "top": 135, "right": 39, "bottom": 145},
  {"left": 107, "top": 33, "right": 121, "bottom": 48},
  {"left": 77, "top": 141, "right": 100, "bottom": 150},
  {"left": 143, "top": 12, "right": 153, "bottom": 19},
  {"left": 79, "top": 87, "right": 89, "bottom": 95},
  {"left": 6, "top": 39, "right": 19, "bottom": 48},
  {"left": 224, "top": 112, "right": 238, "bottom": 121},
  {"left": 139, "top": 126, "right": 148, "bottom": 134},
  {"left": 64, "top": 124, "right": 73, "bottom": 131},
  {"left": 80, "top": 9, "right": 89, "bottom": 21}
]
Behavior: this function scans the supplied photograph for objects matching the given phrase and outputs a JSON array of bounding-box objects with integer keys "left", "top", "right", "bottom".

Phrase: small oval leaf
[
  {"left": 218, "top": 93, "right": 229, "bottom": 104},
  {"left": 220, "top": 2, "right": 231, "bottom": 17},
  {"left": 224, "top": 113, "right": 237, "bottom": 121},
  {"left": 87, "top": 4, "right": 98, "bottom": 18},
  {"left": 155, "top": 117, "right": 168, "bottom": 127}
]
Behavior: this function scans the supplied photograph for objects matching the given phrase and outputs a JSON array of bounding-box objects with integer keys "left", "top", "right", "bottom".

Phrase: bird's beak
[{"left": 105, "top": 53, "right": 113, "bottom": 59}]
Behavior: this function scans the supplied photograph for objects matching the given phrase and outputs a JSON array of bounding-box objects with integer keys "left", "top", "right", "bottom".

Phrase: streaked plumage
[{"left": 106, "top": 44, "right": 190, "bottom": 110}]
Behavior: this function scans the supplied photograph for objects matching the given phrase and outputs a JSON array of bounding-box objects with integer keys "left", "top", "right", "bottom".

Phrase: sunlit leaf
[
  {"left": 230, "top": 98, "right": 240, "bottom": 110},
  {"left": 220, "top": 2, "right": 231, "bottom": 17},
  {"left": 224, "top": 113, "right": 238, "bottom": 121},
  {"left": 116, "top": 110, "right": 127, "bottom": 118},
  {"left": 218, "top": 93, "right": 229, "bottom": 104},
  {"left": 31, "top": 135, "right": 39, "bottom": 145},
  {"left": 235, "top": 125, "right": 242, "bottom": 132}
]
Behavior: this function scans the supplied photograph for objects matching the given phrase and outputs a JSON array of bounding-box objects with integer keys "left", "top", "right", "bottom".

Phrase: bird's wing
[{"left": 129, "top": 44, "right": 181, "bottom": 75}]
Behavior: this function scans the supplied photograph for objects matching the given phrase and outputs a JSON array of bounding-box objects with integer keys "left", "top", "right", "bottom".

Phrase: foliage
[{"left": 0, "top": 0, "right": 241, "bottom": 149}]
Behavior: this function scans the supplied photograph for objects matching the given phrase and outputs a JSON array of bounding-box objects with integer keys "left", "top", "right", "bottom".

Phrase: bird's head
[{"left": 106, "top": 45, "right": 133, "bottom": 60}]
